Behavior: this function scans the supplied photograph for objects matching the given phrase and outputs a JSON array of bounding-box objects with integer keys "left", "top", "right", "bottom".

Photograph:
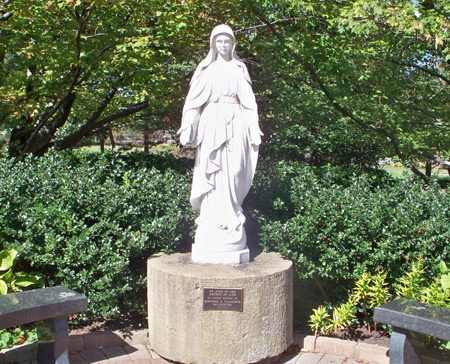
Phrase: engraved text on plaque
[{"left": 203, "top": 288, "right": 243, "bottom": 311}]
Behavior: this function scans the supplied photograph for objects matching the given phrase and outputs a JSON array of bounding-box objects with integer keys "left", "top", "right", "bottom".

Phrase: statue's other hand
[
  {"left": 177, "top": 125, "right": 192, "bottom": 146},
  {"left": 249, "top": 125, "right": 263, "bottom": 146}
]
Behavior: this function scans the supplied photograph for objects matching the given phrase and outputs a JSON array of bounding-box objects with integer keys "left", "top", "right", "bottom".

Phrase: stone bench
[
  {"left": 0, "top": 286, "right": 87, "bottom": 364},
  {"left": 374, "top": 298, "right": 450, "bottom": 364}
]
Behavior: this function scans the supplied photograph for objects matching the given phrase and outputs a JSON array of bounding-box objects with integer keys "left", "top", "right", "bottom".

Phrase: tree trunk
[
  {"left": 8, "top": 122, "right": 32, "bottom": 157},
  {"left": 99, "top": 128, "right": 107, "bottom": 153},
  {"left": 425, "top": 161, "right": 432, "bottom": 177},
  {"left": 144, "top": 125, "right": 150, "bottom": 154},
  {"left": 24, "top": 92, "right": 77, "bottom": 156},
  {"left": 108, "top": 126, "right": 115, "bottom": 150}
]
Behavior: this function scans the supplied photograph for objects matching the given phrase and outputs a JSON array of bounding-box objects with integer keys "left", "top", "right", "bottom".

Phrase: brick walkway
[
  {"left": 69, "top": 344, "right": 164, "bottom": 364},
  {"left": 69, "top": 346, "right": 375, "bottom": 364},
  {"left": 3, "top": 332, "right": 386, "bottom": 364}
]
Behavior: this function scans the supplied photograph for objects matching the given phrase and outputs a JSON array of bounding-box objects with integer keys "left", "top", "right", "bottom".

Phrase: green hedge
[
  {"left": 3, "top": 151, "right": 449, "bottom": 321},
  {"left": 0, "top": 150, "right": 195, "bottom": 319},
  {"left": 250, "top": 161, "right": 450, "bottom": 299}
]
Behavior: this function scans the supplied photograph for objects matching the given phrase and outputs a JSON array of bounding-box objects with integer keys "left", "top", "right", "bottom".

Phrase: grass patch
[
  {"left": 79, "top": 143, "right": 178, "bottom": 154},
  {"left": 382, "top": 165, "right": 449, "bottom": 179}
]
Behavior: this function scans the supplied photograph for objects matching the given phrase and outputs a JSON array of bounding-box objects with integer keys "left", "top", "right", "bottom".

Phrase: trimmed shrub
[
  {"left": 250, "top": 161, "right": 450, "bottom": 300},
  {"left": 0, "top": 150, "right": 195, "bottom": 319}
]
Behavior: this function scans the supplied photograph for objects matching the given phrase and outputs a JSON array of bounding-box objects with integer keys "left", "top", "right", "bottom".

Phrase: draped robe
[{"left": 181, "top": 58, "right": 259, "bottom": 252}]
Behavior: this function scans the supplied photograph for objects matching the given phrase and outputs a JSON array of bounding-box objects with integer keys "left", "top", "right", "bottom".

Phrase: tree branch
[
  {"left": 73, "top": 11, "right": 85, "bottom": 61},
  {"left": 65, "top": 6, "right": 77, "bottom": 21},
  {"left": 54, "top": 100, "right": 150, "bottom": 150},
  {"left": 20, "top": 66, "right": 83, "bottom": 156},
  {"left": 388, "top": 58, "right": 450, "bottom": 85},
  {"left": 19, "top": 4, "right": 95, "bottom": 156},
  {"left": 90, "top": 101, "right": 150, "bottom": 130},
  {"left": 0, "top": 12, "right": 12, "bottom": 21},
  {"left": 88, "top": 86, "right": 118, "bottom": 125},
  {"left": 388, "top": 97, "right": 444, "bottom": 125},
  {"left": 26, "top": 92, "right": 77, "bottom": 155},
  {"left": 416, "top": 151, "right": 450, "bottom": 169},
  {"left": 236, "top": 18, "right": 301, "bottom": 34},
  {"left": 0, "top": 0, "right": 14, "bottom": 21}
]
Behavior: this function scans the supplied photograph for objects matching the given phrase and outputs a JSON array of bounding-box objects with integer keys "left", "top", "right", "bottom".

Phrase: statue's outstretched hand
[{"left": 177, "top": 124, "right": 192, "bottom": 146}]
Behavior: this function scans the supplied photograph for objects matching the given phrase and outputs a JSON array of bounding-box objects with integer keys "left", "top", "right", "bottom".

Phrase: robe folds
[{"left": 181, "top": 58, "right": 260, "bottom": 252}]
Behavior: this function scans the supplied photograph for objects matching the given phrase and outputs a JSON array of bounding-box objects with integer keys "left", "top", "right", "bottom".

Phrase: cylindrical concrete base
[{"left": 147, "top": 252, "right": 293, "bottom": 364}]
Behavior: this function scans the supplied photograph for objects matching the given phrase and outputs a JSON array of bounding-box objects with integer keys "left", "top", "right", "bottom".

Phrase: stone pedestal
[{"left": 147, "top": 252, "right": 293, "bottom": 364}]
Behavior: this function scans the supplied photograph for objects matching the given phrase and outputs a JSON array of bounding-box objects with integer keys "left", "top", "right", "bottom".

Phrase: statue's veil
[{"left": 190, "top": 24, "right": 251, "bottom": 84}]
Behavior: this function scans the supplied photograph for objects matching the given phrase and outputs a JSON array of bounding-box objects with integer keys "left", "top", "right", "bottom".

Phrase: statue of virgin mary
[{"left": 178, "top": 24, "right": 262, "bottom": 264}]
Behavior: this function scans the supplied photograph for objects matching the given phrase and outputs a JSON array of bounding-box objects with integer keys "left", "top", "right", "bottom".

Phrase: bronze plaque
[{"left": 203, "top": 288, "right": 243, "bottom": 312}]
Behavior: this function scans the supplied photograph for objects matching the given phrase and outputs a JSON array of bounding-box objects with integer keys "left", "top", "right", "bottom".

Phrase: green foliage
[
  {"left": 254, "top": 161, "right": 450, "bottom": 291},
  {"left": 421, "top": 261, "right": 450, "bottom": 307},
  {"left": 254, "top": 160, "right": 450, "bottom": 336},
  {"left": 253, "top": 0, "right": 450, "bottom": 176},
  {"left": 400, "top": 258, "right": 450, "bottom": 307},
  {"left": 0, "top": 0, "right": 222, "bottom": 155},
  {"left": 0, "top": 248, "right": 44, "bottom": 295},
  {"left": 265, "top": 121, "right": 388, "bottom": 167},
  {"left": 368, "top": 268, "right": 391, "bottom": 309},
  {"left": 329, "top": 300, "right": 355, "bottom": 334},
  {"left": 309, "top": 306, "right": 331, "bottom": 336},
  {"left": 308, "top": 297, "right": 358, "bottom": 336},
  {"left": 0, "top": 248, "right": 42, "bottom": 349},
  {"left": 351, "top": 272, "right": 373, "bottom": 333},
  {"left": 309, "top": 259, "right": 450, "bottom": 338},
  {"left": 0, "top": 326, "right": 37, "bottom": 350},
  {"left": 349, "top": 269, "right": 390, "bottom": 333},
  {"left": 352, "top": 273, "right": 372, "bottom": 307},
  {"left": 439, "top": 261, "right": 450, "bottom": 290},
  {"left": 395, "top": 259, "right": 427, "bottom": 300},
  {"left": 0, "top": 150, "right": 195, "bottom": 319},
  {"left": 2, "top": 0, "right": 449, "bottom": 175}
]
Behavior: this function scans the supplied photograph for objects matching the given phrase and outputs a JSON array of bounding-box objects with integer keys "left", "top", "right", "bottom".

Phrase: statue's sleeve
[
  {"left": 180, "top": 68, "right": 212, "bottom": 145},
  {"left": 179, "top": 108, "right": 201, "bottom": 145},
  {"left": 236, "top": 64, "right": 262, "bottom": 145},
  {"left": 182, "top": 108, "right": 201, "bottom": 128}
]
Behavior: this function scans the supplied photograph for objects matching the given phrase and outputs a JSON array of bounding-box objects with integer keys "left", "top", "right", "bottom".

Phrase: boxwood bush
[
  {"left": 0, "top": 150, "right": 196, "bottom": 319},
  {"left": 250, "top": 161, "right": 450, "bottom": 301}
]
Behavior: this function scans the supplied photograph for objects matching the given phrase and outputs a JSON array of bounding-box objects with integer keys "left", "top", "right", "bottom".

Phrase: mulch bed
[{"left": 331, "top": 325, "right": 390, "bottom": 347}]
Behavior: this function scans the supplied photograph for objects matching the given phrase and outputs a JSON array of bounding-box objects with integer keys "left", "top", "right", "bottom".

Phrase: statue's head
[
  {"left": 191, "top": 24, "right": 251, "bottom": 85},
  {"left": 209, "top": 24, "right": 236, "bottom": 61}
]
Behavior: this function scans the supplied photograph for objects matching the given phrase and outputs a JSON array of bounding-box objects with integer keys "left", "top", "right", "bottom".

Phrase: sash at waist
[{"left": 209, "top": 96, "right": 239, "bottom": 104}]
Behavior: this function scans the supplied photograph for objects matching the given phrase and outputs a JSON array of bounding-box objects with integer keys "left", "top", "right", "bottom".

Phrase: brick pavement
[
  {"left": 4, "top": 331, "right": 386, "bottom": 364},
  {"left": 67, "top": 346, "right": 378, "bottom": 364},
  {"left": 69, "top": 344, "right": 159, "bottom": 364}
]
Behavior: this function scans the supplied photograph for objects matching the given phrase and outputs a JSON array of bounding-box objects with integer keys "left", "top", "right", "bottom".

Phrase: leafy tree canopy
[
  {"left": 248, "top": 0, "right": 450, "bottom": 176},
  {"left": 1, "top": 0, "right": 449, "bottom": 178},
  {"left": 0, "top": 0, "right": 213, "bottom": 156}
]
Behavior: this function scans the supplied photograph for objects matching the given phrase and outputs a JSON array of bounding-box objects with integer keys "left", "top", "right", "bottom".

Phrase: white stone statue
[{"left": 178, "top": 24, "right": 262, "bottom": 264}]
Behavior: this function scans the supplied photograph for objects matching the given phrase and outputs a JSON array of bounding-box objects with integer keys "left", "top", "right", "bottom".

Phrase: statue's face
[{"left": 215, "top": 34, "right": 232, "bottom": 57}]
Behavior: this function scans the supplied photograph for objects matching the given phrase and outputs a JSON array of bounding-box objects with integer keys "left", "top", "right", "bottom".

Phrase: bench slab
[
  {"left": 374, "top": 298, "right": 450, "bottom": 342},
  {"left": 0, "top": 286, "right": 87, "bottom": 330}
]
